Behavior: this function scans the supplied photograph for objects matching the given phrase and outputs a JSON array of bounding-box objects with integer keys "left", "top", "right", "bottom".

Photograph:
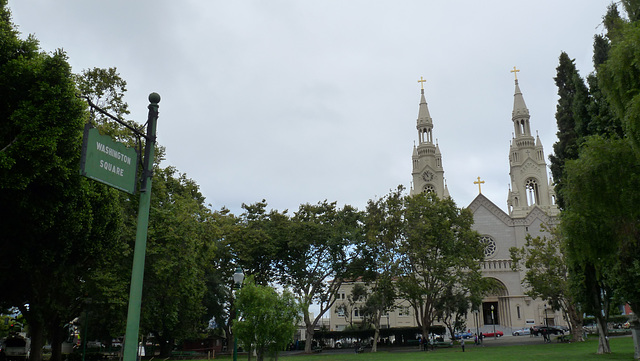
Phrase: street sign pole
[{"left": 123, "top": 93, "right": 160, "bottom": 361}]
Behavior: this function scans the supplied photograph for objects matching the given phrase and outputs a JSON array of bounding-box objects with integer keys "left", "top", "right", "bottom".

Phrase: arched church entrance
[{"left": 482, "top": 279, "right": 509, "bottom": 328}]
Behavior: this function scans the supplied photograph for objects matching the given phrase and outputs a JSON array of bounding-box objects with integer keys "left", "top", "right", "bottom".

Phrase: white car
[{"left": 512, "top": 328, "right": 531, "bottom": 336}]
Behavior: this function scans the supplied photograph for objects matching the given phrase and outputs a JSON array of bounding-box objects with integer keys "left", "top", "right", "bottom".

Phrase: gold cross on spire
[
  {"left": 510, "top": 66, "right": 520, "bottom": 80},
  {"left": 418, "top": 76, "right": 426, "bottom": 90},
  {"left": 474, "top": 176, "right": 485, "bottom": 194}
]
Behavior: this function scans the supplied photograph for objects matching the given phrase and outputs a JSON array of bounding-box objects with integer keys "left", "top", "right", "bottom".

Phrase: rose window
[{"left": 480, "top": 236, "right": 497, "bottom": 258}]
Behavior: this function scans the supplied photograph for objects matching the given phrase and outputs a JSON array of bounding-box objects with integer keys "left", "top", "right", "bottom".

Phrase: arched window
[{"left": 525, "top": 178, "right": 539, "bottom": 205}]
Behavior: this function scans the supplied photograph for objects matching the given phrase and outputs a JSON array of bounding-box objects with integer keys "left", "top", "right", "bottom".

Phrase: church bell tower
[
  {"left": 410, "top": 77, "right": 448, "bottom": 198},
  {"left": 506, "top": 68, "right": 558, "bottom": 217}
]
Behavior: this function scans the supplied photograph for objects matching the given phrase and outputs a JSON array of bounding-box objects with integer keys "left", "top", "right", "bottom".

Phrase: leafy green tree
[
  {"left": 395, "top": 192, "right": 484, "bottom": 343},
  {"left": 358, "top": 187, "right": 404, "bottom": 352},
  {"left": 70, "top": 67, "right": 141, "bottom": 351},
  {"left": 434, "top": 287, "right": 470, "bottom": 341},
  {"left": 279, "top": 201, "right": 362, "bottom": 354},
  {"left": 598, "top": 7, "right": 640, "bottom": 156},
  {"left": 562, "top": 136, "right": 640, "bottom": 353},
  {"left": 510, "top": 231, "right": 584, "bottom": 342},
  {"left": 549, "top": 52, "right": 587, "bottom": 209},
  {"left": 140, "top": 166, "right": 217, "bottom": 356},
  {"left": 201, "top": 208, "right": 237, "bottom": 342},
  {"left": 228, "top": 201, "right": 289, "bottom": 286},
  {"left": 74, "top": 67, "right": 132, "bottom": 141},
  {"left": 0, "top": 4, "right": 124, "bottom": 361},
  {"left": 233, "top": 276, "right": 301, "bottom": 361}
]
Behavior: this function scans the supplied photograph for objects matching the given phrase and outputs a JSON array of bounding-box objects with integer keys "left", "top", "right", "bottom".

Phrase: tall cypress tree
[{"left": 549, "top": 52, "right": 585, "bottom": 209}]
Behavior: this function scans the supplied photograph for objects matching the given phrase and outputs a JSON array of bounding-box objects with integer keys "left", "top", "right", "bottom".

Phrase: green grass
[{"left": 213, "top": 336, "right": 635, "bottom": 360}]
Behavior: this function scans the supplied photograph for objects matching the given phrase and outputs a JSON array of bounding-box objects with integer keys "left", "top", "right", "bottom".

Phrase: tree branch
[{"left": 1, "top": 136, "right": 18, "bottom": 152}]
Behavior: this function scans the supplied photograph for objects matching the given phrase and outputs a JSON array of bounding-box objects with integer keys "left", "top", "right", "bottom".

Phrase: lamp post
[
  {"left": 491, "top": 305, "right": 496, "bottom": 339},
  {"left": 544, "top": 304, "right": 548, "bottom": 327},
  {"left": 232, "top": 267, "right": 245, "bottom": 361}
]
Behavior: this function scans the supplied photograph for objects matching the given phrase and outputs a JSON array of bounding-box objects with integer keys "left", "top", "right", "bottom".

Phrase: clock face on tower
[{"left": 422, "top": 170, "right": 434, "bottom": 182}]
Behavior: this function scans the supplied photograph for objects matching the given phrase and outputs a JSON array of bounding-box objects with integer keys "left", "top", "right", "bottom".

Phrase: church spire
[
  {"left": 417, "top": 77, "right": 433, "bottom": 143},
  {"left": 506, "top": 68, "right": 558, "bottom": 218},
  {"left": 410, "top": 76, "right": 446, "bottom": 197},
  {"left": 511, "top": 67, "right": 531, "bottom": 138}
]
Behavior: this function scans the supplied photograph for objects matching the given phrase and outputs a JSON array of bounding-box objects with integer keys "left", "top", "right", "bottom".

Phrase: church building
[
  {"left": 328, "top": 70, "right": 565, "bottom": 336},
  {"left": 410, "top": 69, "right": 562, "bottom": 333}
]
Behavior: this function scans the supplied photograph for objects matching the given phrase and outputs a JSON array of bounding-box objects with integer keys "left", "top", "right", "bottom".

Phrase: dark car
[{"left": 532, "top": 325, "right": 563, "bottom": 336}]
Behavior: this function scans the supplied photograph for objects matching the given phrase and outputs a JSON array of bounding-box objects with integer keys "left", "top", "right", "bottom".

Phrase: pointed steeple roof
[
  {"left": 512, "top": 79, "right": 529, "bottom": 119},
  {"left": 417, "top": 88, "right": 433, "bottom": 126}
]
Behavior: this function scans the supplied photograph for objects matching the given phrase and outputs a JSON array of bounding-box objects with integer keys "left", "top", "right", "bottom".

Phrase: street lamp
[
  {"left": 232, "top": 267, "right": 244, "bottom": 361},
  {"left": 491, "top": 305, "right": 496, "bottom": 339},
  {"left": 544, "top": 304, "right": 548, "bottom": 327}
]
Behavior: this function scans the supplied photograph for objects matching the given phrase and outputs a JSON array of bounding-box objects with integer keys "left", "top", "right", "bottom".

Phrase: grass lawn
[{"left": 213, "top": 336, "right": 635, "bottom": 360}]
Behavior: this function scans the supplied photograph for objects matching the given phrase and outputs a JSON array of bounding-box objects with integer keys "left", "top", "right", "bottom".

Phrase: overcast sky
[{"left": 11, "top": 1, "right": 610, "bottom": 216}]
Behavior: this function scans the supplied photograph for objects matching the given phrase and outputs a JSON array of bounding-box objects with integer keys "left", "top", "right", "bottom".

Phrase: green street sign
[{"left": 80, "top": 125, "right": 139, "bottom": 194}]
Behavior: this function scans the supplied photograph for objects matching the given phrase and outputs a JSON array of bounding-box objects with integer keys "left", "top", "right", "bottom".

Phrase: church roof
[
  {"left": 467, "top": 193, "right": 557, "bottom": 227},
  {"left": 512, "top": 80, "right": 529, "bottom": 119},
  {"left": 417, "top": 89, "right": 433, "bottom": 126}
]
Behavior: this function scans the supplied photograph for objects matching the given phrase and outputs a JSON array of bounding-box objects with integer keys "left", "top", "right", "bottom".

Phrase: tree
[
  {"left": 562, "top": 136, "right": 640, "bottom": 353},
  {"left": 0, "top": 4, "right": 124, "bottom": 361},
  {"left": 74, "top": 67, "right": 132, "bottom": 141},
  {"left": 139, "top": 167, "right": 217, "bottom": 356},
  {"left": 357, "top": 187, "right": 404, "bottom": 352},
  {"left": 549, "top": 52, "right": 588, "bottom": 209},
  {"left": 227, "top": 201, "right": 289, "bottom": 286},
  {"left": 233, "top": 277, "right": 301, "bottom": 361},
  {"left": 598, "top": 7, "right": 640, "bottom": 156},
  {"left": 510, "top": 230, "right": 584, "bottom": 342},
  {"left": 279, "top": 201, "right": 362, "bottom": 353},
  {"left": 395, "top": 192, "right": 484, "bottom": 343},
  {"left": 434, "top": 287, "right": 471, "bottom": 341}
]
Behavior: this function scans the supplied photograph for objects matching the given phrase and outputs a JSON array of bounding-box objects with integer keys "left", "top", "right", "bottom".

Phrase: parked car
[
  {"left": 453, "top": 332, "right": 473, "bottom": 339},
  {"left": 552, "top": 325, "right": 569, "bottom": 333},
  {"left": 4, "top": 335, "right": 30, "bottom": 360},
  {"left": 482, "top": 331, "right": 503, "bottom": 337},
  {"left": 512, "top": 328, "right": 531, "bottom": 336},
  {"left": 531, "top": 325, "right": 563, "bottom": 336}
]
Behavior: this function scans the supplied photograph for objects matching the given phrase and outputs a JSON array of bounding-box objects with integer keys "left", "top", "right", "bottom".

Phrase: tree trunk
[
  {"left": 303, "top": 311, "right": 315, "bottom": 354},
  {"left": 595, "top": 314, "right": 611, "bottom": 354},
  {"left": 158, "top": 336, "right": 174, "bottom": 357},
  {"left": 304, "top": 324, "right": 315, "bottom": 353},
  {"left": 50, "top": 324, "right": 65, "bottom": 361},
  {"left": 29, "top": 318, "right": 45, "bottom": 361},
  {"left": 371, "top": 314, "right": 380, "bottom": 353},
  {"left": 566, "top": 303, "right": 584, "bottom": 342},
  {"left": 631, "top": 322, "right": 640, "bottom": 360}
]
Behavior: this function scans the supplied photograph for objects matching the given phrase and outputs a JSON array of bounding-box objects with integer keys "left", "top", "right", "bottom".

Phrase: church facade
[
  {"left": 410, "top": 71, "right": 563, "bottom": 333},
  {"left": 328, "top": 71, "right": 565, "bottom": 335}
]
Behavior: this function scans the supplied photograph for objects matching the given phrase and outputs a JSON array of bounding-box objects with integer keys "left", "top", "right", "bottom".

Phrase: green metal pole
[
  {"left": 232, "top": 335, "right": 238, "bottom": 361},
  {"left": 123, "top": 93, "right": 160, "bottom": 361}
]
